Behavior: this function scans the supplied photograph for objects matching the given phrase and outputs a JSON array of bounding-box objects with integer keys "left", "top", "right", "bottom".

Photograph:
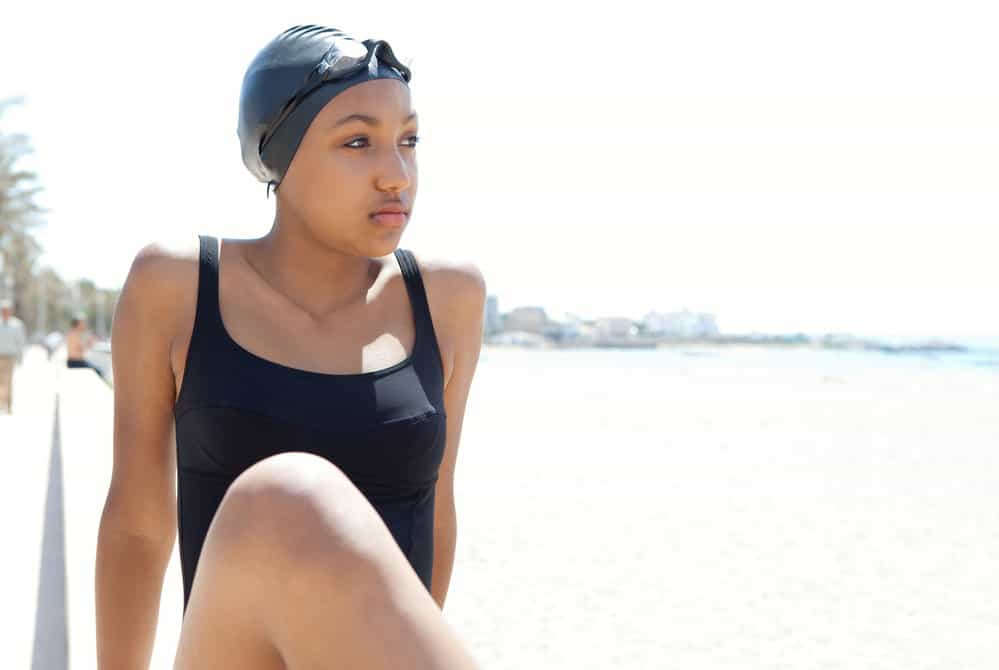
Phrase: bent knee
[
  {"left": 212, "top": 452, "right": 382, "bottom": 573},
  {"left": 229, "top": 451, "right": 354, "bottom": 502}
]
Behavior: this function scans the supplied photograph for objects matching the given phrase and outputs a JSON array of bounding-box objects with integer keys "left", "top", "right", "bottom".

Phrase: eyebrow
[{"left": 331, "top": 112, "right": 418, "bottom": 129}]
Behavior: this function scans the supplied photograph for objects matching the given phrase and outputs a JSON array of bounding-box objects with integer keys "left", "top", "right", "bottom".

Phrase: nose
[{"left": 376, "top": 146, "right": 413, "bottom": 192}]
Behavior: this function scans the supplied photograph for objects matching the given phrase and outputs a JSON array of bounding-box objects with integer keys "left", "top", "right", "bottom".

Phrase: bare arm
[
  {"left": 431, "top": 261, "right": 486, "bottom": 610},
  {"left": 96, "top": 243, "right": 182, "bottom": 669}
]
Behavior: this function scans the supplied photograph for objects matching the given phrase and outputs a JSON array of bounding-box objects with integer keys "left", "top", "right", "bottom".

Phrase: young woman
[{"left": 95, "top": 25, "right": 485, "bottom": 669}]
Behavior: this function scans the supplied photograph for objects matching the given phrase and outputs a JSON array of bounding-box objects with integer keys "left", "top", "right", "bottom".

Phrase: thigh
[
  {"left": 172, "top": 452, "right": 375, "bottom": 670},
  {"left": 172, "top": 498, "right": 287, "bottom": 670},
  {"left": 173, "top": 452, "right": 472, "bottom": 670}
]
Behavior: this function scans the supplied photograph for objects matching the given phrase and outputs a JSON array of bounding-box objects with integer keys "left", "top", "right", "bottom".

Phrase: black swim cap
[{"left": 237, "top": 25, "right": 412, "bottom": 194}]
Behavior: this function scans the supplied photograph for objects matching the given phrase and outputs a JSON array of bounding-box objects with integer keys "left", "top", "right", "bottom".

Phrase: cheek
[
  {"left": 300, "top": 155, "right": 355, "bottom": 198},
  {"left": 303, "top": 169, "right": 367, "bottom": 218}
]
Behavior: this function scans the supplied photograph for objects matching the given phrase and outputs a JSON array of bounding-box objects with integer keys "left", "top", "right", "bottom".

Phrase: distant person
[
  {"left": 0, "top": 298, "right": 27, "bottom": 413},
  {"left": 65, "top": 313, "right": 105, "bottom": 380},
  {"left": 95, "top": 25, "right": 485, "bottom": 669}
]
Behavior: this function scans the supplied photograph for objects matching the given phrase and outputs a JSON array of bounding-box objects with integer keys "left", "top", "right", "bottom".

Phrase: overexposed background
[
  {"left": 4, "top": 5, "right": 999, "bottom": 669},
  {"left": 2, "top": 0, "right": 996, "bottom": 337}
]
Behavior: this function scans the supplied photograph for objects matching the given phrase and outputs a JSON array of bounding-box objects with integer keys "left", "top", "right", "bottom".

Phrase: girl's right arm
[{"left": 96, "top": 242, "right": 182, "bottom": 669}]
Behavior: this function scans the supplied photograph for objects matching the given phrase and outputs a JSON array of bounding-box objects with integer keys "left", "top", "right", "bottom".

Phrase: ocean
[{"left": 480, "top": 334, "right": 999, "bottom": 380}]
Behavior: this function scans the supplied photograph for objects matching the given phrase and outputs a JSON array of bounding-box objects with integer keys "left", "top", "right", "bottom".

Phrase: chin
[{"left": 361, "top": 236, "right": 401, "bottom": 258}]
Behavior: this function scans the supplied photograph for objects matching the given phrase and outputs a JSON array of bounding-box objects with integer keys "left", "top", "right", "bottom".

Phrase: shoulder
[
  {"left": 404, "top": 250, "right": 487, "bottom": 335},
  {"left": 119, "top": 234, "right": 201, "bottom": 343},
  {"left": 130, "top": 234, "right": 201, "bottom": 272},
  {"left": 405, "top": 250, "right": 486, "bottom": 308},
  {"left": 402, "top": 250, "right": 486, "bottom": 384},
  {"left": 124, "top": 235, "right": 201, "bottom": 302}
]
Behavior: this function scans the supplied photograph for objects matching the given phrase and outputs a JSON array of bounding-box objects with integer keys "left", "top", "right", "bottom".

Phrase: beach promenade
[{"left": 1, "top": 346, "right": 184, "bottom": 669}]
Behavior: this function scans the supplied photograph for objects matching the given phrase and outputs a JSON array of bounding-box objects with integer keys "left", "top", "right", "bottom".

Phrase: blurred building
[
  {"left": 483, "top": 295, "right": 503, "bottom": 336},
  {"left": 595, "top": 317, "right": 638, "bottom": 338},
  {"left": 504, "top": 306, "right": 549, "bottom": 335},
  {"left": 642, "top": 309, "right": 719, "bottom": 338},
  {"left": 542, "top": 311, "right": 584, "bottom": 343}
]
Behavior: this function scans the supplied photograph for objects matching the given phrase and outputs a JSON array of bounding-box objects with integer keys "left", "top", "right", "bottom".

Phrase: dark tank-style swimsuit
[{"left": 173, "top": 235, "right": 447, "bottom": 612}]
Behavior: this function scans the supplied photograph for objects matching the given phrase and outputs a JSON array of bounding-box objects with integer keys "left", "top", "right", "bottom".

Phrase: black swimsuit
[{"left": 173, "top": 235, "right": 447, "bottom": 612}]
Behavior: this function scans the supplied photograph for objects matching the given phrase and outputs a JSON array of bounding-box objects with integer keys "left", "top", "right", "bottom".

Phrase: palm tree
[{"left": 0, "top": 96, "right": 46, "bottom": 329}]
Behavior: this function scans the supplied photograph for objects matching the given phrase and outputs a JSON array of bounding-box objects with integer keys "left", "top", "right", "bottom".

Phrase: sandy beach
[
  {"left": 4, "top": 343, "right": 998, "bottom": 668},
  {"left": 442, "top": 345, "right": 999, "bottom": 668}
]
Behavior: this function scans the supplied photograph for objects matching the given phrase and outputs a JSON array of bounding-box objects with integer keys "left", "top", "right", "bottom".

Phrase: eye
[{"left": 344, "top": 135, "right": 421, "bottom": 149}]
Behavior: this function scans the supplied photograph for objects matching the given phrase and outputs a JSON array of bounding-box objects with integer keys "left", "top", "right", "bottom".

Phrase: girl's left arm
[{"left": 431, "top": 264, "right": 486, "bottom": 609}]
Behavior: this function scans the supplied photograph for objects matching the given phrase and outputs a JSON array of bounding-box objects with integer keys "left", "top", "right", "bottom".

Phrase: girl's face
[{"left": 277, "top": 78, "right": 419, "bottom": 257}]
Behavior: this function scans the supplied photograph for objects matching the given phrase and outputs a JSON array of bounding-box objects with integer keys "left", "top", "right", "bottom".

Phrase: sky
[{"left": 1, "top": 0, "right": 996, "bottom": 338}]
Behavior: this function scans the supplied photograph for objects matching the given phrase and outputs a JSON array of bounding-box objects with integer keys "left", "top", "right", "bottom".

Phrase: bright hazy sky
[{"left": 2, "top": 1, "right": 996, "bottom": 337}]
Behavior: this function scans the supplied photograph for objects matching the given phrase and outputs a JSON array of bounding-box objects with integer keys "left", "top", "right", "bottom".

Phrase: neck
[{"left": 243, "top": 228, "right": 382, "bottom": 322}]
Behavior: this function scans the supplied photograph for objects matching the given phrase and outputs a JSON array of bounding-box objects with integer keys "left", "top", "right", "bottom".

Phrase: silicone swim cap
[{"left": 237, "top": 25, "right": 412, "bottom": 194}]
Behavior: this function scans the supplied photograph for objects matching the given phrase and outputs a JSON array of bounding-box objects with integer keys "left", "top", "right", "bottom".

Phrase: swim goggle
[{"left": 258, "top": 38, "right": 412, "bottom": 156}]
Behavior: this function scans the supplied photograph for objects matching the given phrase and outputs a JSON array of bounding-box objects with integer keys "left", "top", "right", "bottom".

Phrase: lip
[
  {"left": 371, "top": 212, "right": 407, "bottom": 228},
  {"left": 372, "top": 203, "right": 408, "bottom": 215}
]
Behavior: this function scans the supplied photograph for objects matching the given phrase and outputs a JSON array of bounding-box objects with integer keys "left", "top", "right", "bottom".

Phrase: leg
[
  {"left": 0, "top": 356, "right": 13, "bottom": 412},
  {"left": 173, "top": 452, "right": 481, "bottom": 670},
  {"left": 86, "top": 360, "right": 106, "bottom": 381}
]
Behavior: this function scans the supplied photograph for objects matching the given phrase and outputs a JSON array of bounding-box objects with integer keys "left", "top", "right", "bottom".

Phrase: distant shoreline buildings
[{"left": 482, "top": 296, "right": 967, "bottom": 354}]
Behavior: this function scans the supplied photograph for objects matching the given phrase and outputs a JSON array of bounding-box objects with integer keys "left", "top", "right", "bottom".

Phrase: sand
[
  {"left": 441, "top": 345, "right": 999, "bottom": 668},
  {"left": 5, "top": 343, "right": 998, "bottom": 668}
]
